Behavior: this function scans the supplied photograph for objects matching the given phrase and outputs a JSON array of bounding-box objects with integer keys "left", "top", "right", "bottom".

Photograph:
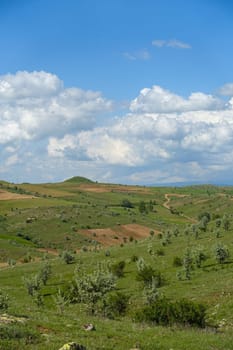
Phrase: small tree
[
  {"left": 222, "top": 215, "right": 230, "bottom": 231},
  {"left": 102, "top": 292, "right": 129, "bottom": 318},
  {"left": 183, "top": 249, "right": 192, "bottom": 280},
  {"left": 110, "top": 261, "right": 125, "bottom": 278},
  {"left": 53, "top": 288, "right": 69, "bottom": 314},
  {"left": 0, "top": 289, "right": 9, "bottom": 311},
  {"left": 23, "top": 274, "right": 42, "bottom": 296},
  {"left": 136, "top": 258, "right": 163, "bottom": 287},
  {"left": 214, "top": 243, "right": 229, "bottom": 264},
  {"left": 61, "top": 250, "right": 75, "bottom": 264},
  {"left": 138, "top": 201, "right": 146, "bottom": 214},
  {"left": 143, "top": 277, "right": 159, "bottom": 305},
  {"left": 192, "top": 246, "right": 207, "bottom": 268},
  {"left": 71, "top": 265, "right": 116, "bottom": 314},
  {"left": 38, "top": 261, "right": 52, "bottom": 285},
  {"left": 121, "top": 199, "right": 134, "bottom": 208}
]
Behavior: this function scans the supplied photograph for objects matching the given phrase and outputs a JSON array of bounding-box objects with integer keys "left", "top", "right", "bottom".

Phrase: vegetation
[{"left": 1, "top": 179, "right": 233, "bottom": 348}]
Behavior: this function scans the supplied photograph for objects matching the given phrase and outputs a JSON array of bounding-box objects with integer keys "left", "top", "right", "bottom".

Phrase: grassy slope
[{"left": 0, "top": 181, "right": 233, "bottom": 349}]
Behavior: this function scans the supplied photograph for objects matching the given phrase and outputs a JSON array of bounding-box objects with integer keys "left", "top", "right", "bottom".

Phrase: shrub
[
  {"left": 0, "top": 289, "right": 9, "bottom": 311},
  {"left": 110, "top": 261, "right": 125, "bottom": 278},
  {"left": 102, "top": 292, "right": 129, "bottom": 318},
  {"left": 69, "top": 266, "right": 116, "bottom": 314},
  {"left": 214, "top": 243, "right": 230, "bottom": 264},
  {"left": 136, "top": 258, "right": 163, "bottom": 287},
  {"left": 0, "top": 324, "right": 40, "bottom": 343},
  {"left": 38, "top": 261, "right": 52, "bottom": 285},
  {"left": 121, "top": 199, "right": 134, "bottom": 208},
  {"left": 61, "top": 250, "right": 75, "bottom": 264},
  {"left": 23, "top": 274, "right": 41, "bottom": 296},
  {"left": 134, "top": 297, "right": 206, "bottom": 328},
  {"left": 173, "top": 256, "right": 182, "bottom": 267}
]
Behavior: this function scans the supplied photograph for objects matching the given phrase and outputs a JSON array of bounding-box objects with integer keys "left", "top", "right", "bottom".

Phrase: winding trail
[{"left": 163, "top": 193, "right": 198, "bottom": 223}]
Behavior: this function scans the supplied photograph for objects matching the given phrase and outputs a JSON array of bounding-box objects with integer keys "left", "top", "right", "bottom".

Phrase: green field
[{"left": 0, "top": 178, "right": 233, "bottom": 349}]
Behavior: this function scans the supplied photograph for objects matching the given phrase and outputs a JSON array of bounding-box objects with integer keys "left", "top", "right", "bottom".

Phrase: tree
[
  {"left": 121, "top": 199, "right": 134, "bottom": 208},
  {"left": 0, "top": 289, "right": 9, "bottom": 311},
  {"left": 71, "top": 265, "right": 116, "bottom": 314},
  {"left": 183, "top": 249, "right": 193, "bottom": 280},
  {"left": 222, "top": 215, "right": 230, "bottom": 231},
  {"left": 138, "top": 201, "right": 146, "bottom": 214},
  {"left": 192, "top": 246, "right": 207, "bottom": 268},
  {"left": 61, "top": 250, "right": 75, "bottom": 264},
  {"left": 38, "top": 261, "right": 52, "bottom": 285},
  {"left": 214, "top": 243, "right": 229, "bottom": 264}
]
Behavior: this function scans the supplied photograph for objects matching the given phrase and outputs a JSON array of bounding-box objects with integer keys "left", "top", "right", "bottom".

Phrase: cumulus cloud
[
  {"left": 218, "top": 83, "right": 233, "bottom": 96},
  {"left": 0, "top": 71, "right": 112, "bottom": 145},
  {"left": 130, "top": 86, "right": 224, "bottom": 113},
  {"left": 47, "top": 84, "right": 233, "bottom": 184},
  {"left": 152, "top": 39, "right": 191, "bottom": 49},
  {"left": 1, "top": 72, "right": 233, "bottom": 185}
]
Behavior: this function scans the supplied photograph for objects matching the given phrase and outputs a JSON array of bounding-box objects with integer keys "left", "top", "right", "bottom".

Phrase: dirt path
[{"left": 163, "top": 193, "right": 197, "bottom": 223}]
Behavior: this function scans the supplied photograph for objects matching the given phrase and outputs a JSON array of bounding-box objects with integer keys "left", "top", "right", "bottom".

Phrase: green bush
[
  {"left": 0, "top": 289, "right": 9, "bottom": 311},
  {"left": 0, "top": 324, "right": 40, "bottom": 343},
  {"left": 136, "top": 265, "right": 163, "bottom": 287},
  {"left": 110, "top": 260, "right": 126, "bottom": 278},
  {"left": 61, "top": 250, "right": 75, "bottom": 264},
  {"left": 102, "top": 292, "right": 129, "bottom": 318},
  {"left": 173, "top": 256, "right": 182, "bottom": 267},
  {"left": 134, "top": 297, "right": 206, "bottom": 328}
]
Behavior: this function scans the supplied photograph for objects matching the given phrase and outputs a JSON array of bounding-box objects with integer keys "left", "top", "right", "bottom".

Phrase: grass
[{"left": 1, "top": 180, "right": 233, "bottom": 349}]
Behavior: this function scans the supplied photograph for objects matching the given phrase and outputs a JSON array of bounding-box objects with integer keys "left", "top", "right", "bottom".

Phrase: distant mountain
[{"left": 63, "top": 176, "right": 94, "bottom": 184}]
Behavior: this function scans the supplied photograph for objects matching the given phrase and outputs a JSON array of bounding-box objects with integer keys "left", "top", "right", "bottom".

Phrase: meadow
[{"left": 0, "top": 177, "right": 233, "bottom": 349}]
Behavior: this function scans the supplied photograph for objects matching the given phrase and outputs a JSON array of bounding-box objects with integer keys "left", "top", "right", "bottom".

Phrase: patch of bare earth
[
  {"left": 79, "top": 183, "right": 150, "bottom": 194},
  {"left": 80, "top": 224, "right": 160, "bottom": 246},
  {"left": 0, "top": 190, "right": 34, "bottom": 200}
]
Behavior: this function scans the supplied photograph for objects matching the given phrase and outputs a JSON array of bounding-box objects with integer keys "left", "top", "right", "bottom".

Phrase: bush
[
  {"left": 214, "top": 243, "right": 230, "bottom": 264},
  {"left": 61, "top": 250, "right": 75, "bottom": 264},
  {"left": 69, "top": 266, "right": 116, "bottom": 314},
  {"left": 102, "top": 292, "right": 129, "bottom": 318},
  {"left": 0, "top": 289, "right": 9, "bottom": 311},
  {"left": 136, "top": 259, "right": 163, "bottom": 287},
  {"left": 38, "top": 261, "right": 52, "bottom": 285},
  {"left": 110, "top": 261, "right": 125, "bottom": 278},
  {"left": 0, "top": 324, "right": 40, "bottom": 343},
  {"left": 134, "top": 297, "right": 206, "bottom": 328},
  {"left": 173, "top": 256, "right": 182, "bottom": 267},
  {"left": 121, "top": 199, "right": 134, "bottom": 208}
]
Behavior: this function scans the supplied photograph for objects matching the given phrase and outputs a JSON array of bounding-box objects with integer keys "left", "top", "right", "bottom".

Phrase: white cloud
[
  {"left": 1, "top": 73, "right": 233, "bottom": 185},
  {"left": 123, "top": 49, "right": 150, "bottom": 61},
  {"left": 218, "top": 83, "right": 233, "bottom": 96},
  {"left": 130, "top": 86, "right": 224, "bottom": 113},
  {"left": 0, "top": 71, "right": 112, "bottom": 144},
  {"left": 152, "top": 39, "right": 191, "bottom": 49},
  {"left": 47, "top": 84, "right": 233, "bottom": 184}
]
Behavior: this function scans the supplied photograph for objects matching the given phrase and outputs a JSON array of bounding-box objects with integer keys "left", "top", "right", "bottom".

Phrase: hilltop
[{"left": 63, "top": 176, "right": 94, "bottom": 184}]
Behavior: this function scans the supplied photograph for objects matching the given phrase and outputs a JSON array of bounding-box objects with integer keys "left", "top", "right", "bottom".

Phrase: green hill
[{"left": 63, "top": 176, "right": 94, "bottom": 184}]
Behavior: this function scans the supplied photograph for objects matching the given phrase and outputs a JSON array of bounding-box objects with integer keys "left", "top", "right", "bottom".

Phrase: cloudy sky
[{"left": 1, "top": 0, "right": 233, "bottom": 185}]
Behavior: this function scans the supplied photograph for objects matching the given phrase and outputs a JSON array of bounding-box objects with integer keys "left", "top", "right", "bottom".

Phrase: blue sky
[{"left": 1, "top": 0, "right": 233, "bottom": 185}]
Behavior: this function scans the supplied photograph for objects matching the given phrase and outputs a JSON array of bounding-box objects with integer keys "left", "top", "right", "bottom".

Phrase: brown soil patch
[
  {"left": 80, "top": 224, "right": 160, "bottom": 246},
  {"left": 79, "top": 183, "right": 150, "bottom": 194},
  {"left": 0, "top": 190, "right": 34, "bottom": 201}
]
